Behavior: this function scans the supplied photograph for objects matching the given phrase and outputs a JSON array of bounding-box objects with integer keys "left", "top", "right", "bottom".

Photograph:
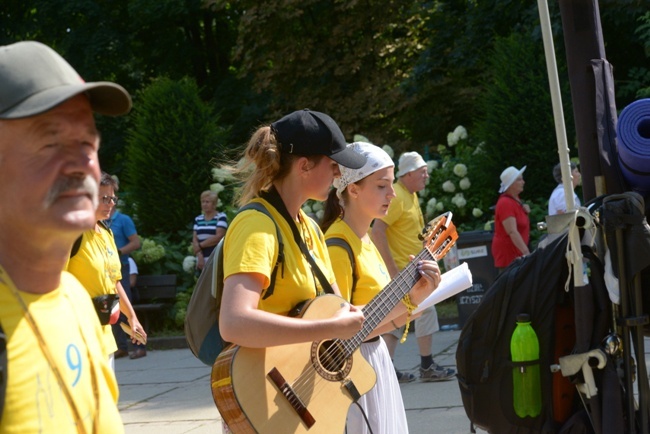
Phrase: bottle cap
[{"left": 516, "top": 313, "right": 531, "bottom": 323}]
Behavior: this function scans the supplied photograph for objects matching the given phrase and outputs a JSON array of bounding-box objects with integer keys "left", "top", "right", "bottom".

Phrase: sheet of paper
[{"left": 413, "top": 262, "right": 473, "bottom": 314}]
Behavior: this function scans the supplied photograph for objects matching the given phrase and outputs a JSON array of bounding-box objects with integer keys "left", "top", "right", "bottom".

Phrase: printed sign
[{"left": 458, "top": 245, "right": 488, "bottom": 260}]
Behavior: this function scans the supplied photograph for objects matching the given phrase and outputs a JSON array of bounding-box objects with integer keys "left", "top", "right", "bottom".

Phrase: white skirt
[{"left": 346, "top": 337, "right": 409, "bottom": 434}]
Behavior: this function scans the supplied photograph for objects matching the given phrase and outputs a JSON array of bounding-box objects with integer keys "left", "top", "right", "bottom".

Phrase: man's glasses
[{"left": 102, "top": 195, "right": 119, "bottom": 205}]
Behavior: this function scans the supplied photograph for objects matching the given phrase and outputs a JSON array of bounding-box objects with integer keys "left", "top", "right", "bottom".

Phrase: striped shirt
[{"left": 194, "top": 212, "right": 228, "bottom": 257}]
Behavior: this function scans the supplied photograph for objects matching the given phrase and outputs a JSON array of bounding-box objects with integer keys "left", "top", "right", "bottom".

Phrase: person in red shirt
[{"left": 492, "top": 165, "right": 530, "bottom": 271}]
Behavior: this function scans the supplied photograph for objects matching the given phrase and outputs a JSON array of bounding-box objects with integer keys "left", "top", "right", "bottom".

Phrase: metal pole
[{"left": 537, "top": 0, "right": 583, "bottom": 287}]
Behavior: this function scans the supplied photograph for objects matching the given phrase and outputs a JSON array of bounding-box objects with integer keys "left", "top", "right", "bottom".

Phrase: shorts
[{"left": 388, "top": 305, "right": 440, "bottom": 339}]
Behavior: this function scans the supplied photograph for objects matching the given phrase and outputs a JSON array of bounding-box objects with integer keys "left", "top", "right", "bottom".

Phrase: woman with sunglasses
[{"left": 67, "top": 172, "right": 147, "bottom": 369}]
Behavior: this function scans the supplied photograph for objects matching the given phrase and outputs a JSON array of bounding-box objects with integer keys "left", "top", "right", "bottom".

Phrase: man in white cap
[
  {"left": 371, "top": 151, "right": 456, "bottom": 382},
  {"left": 0, "top": 41, "right": 131, "bottom": 432}
]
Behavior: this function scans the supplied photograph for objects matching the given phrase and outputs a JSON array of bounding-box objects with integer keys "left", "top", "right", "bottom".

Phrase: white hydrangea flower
[
  {"left": 473, "top": 142, "right": 485, "bottom": 155},
  {"left": 316, "top": 210, "right": 324, "bottom": 221},
  {"left": 442, "top": 180, "right": 456, "bottom": 193},
  {"left": 454, "top": 125, "right": 468, "bottom": 140},
  {"left": 473, "top": 208, "right": 484, "bottom": 218},
  {"left": 426, "top": 160, "right": 438, "bottom": 173},
  {"left": 381, "top": 144, "right": 394, "bottom": 159},
  {"left": 311, "top": 201, "right": 324, "bottom": 212},
  {"left": 210, "top": 183, "right": 225, "bottom": 194},
  {"left": 447, "top": 132, "right": 459, "bottom": 147},
  {"left": 133, "top": 238, "right": 166, "bottom": 264},
  {"left": 182, "top": 256, "right": 197, "bottom": 273},
  {"left": 211, "top": 167, "right": 235, "bottom": 183},
  {"left": 484, "top": 220, "right": 494, "bottom": 231},
  {"left": 302, "top": 203, "right": 313, "bottom": 214},
  {"left": 354, "top": 134, "right": 371, "bottom": 143},
  {"left": 435, "top": 201, "right": 445, "bottom": 211},
  {"left": 452, "top": 194, "right": 467, "bottom": 208},
  {"left": 426, "top": 198, "right": 437, "bottom": 216},
  {"left": 459, "top": 177, "right": 471, "bottom": 190},
  {"left": 453, "top": 164, "right": 468, "bottom": 177}
]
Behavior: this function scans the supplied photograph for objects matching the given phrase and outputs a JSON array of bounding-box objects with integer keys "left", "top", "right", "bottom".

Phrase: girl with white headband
[{"left": 321, "top": 142, "right": 442, "bottom": 434}]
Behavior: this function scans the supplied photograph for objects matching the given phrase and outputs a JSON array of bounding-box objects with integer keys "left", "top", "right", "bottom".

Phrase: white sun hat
[
  {"left": 499, "top": 165, "right": 526, "bottom": 193},
  {"left": 396, "top": 151, "right": 427, "bottom": 177}
]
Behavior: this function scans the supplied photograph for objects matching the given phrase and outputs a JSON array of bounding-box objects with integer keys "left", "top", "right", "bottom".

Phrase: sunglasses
[{"left": 101, "top": 195, "right": 119, "bottom": 205}]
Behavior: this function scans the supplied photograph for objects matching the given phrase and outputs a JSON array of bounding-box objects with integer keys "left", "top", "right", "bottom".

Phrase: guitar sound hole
[{"left": 311, "top": 340, "right": 352, "bottom": 381}]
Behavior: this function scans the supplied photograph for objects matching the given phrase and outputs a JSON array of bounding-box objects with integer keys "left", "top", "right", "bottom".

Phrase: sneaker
[
  {"left": 419, "top": 362, "right": 456, "bottom": 382},
  {"left": 395, "top": 369, "right": 416, "bottom": 383}
]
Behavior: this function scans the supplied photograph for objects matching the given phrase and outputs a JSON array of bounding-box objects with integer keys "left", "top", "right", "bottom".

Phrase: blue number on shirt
[{"left": 67, "top": 344, "right": 82, "bottom": 386}]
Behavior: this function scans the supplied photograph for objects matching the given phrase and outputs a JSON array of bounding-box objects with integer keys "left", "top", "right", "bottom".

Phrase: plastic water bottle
[{"left": 511, "top": 313, "right": 542, "bottom": 418}]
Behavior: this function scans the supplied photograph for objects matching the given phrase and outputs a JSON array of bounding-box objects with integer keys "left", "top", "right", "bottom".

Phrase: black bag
[
  {"left": 92, "top": 294, "right": 120, "bottom": 325},
  {"left": 456, "top": 233, "right": 573, "bottom": 433}
]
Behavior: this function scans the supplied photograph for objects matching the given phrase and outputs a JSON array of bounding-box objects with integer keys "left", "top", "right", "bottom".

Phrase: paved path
[
  {"left": 116, "top": 328, "right": 478, "bottom": 433},
  {"left": 116, "top": 328, "right": 650, "bottom": 433}
]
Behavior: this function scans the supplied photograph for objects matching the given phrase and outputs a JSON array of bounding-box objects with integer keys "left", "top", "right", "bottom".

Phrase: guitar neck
[{"left": 339, "top": 248, "right": 435, "bottom": 353}]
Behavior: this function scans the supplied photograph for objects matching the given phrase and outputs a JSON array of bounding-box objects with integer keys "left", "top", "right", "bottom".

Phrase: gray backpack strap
[
  {"left": 238, "top": 203, "right": 284, "bottom": 299},
  {"left": 326, "top": 237, "right": 358, "bottom": 295}
]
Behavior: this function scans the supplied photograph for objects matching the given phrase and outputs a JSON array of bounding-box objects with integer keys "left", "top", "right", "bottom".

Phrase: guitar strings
[
  {"left": 287, "top": 244, "right": 443, "bottom": 400},
  {"left": 288, "top": 230, "right": 456, "bottom": 398},
  {"left": 285, "top": 220, "right": 455, "bottom": 403}
]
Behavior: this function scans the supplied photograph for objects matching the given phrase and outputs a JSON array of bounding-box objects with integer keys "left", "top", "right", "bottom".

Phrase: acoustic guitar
[{"left": 211, "top": 212, "right": 459, "bottom": 433}]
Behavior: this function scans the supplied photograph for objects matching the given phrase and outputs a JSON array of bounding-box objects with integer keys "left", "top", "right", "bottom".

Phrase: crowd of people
[{"left": 0, "top": 39, "right": 583, "bottom": 433}]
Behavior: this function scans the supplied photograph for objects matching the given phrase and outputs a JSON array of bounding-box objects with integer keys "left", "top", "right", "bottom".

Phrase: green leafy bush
[
  {"left": 472, "top": 32, "right": 576, "bottom": 211},
  {"left": 124, "top": 76, "right": 230, "bottom": 242},
  {"left": 419, "top": 125, "right": 489, "bottom": 231}
]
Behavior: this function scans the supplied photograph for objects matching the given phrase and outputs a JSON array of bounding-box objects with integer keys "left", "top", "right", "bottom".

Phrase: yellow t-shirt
[
  {"left": 325, "top": 219, "right": 391, "bottom": 305},
  {"left": 223, "top": 198, "right": 335, "bottom": 315},
  {"left": 66, "top": 226, "right": 122, "bottom": 355},
  {"left": 377, "top": 181, "right": 425, "bottom": 270},
  {"left": 0, "top": 268, "right": 123, "bottom": 433}
]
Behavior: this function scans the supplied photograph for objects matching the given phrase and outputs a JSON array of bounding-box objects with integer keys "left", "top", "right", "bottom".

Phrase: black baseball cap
[
  {"left": 0, "top": 41, "right": 131, "bottom": 119},
  {"left": 271, "top": 109, "right": 366, "bottom": 169}
]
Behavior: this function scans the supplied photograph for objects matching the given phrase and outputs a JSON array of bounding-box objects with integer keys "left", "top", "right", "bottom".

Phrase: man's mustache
[{"left": 45, "top": 176, "right": 99, "bottom": 209}]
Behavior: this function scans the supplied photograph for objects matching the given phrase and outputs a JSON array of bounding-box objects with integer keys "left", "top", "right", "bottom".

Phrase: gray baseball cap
[{"left": 0, "top": 41, "right": 132, "bottom": 119}]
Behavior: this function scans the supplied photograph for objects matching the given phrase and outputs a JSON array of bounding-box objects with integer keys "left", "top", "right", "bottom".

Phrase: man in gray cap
[
  {"left": 0, "top": 41, "right": 131, "bottom": 432},
  {"left": 371, "top": 151, "right": 456, "bottom": 383}
]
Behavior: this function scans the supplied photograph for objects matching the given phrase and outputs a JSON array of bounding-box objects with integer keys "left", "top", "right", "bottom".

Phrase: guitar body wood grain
[{"left": 211, "top": 294, "right": 377, "bottom": 433}]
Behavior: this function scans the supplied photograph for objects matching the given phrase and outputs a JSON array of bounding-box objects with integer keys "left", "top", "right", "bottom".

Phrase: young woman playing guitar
[
  {"left": 321, "top": 142, "right": 442, "bottom": 434},
  {"left": 215, "top": 111, "right": 441, "bottom": 434}
]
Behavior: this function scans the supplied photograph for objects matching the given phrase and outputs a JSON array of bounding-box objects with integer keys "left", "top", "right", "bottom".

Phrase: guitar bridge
[{"left": 267, "top": 367, "right": 316, "bottom": 428}]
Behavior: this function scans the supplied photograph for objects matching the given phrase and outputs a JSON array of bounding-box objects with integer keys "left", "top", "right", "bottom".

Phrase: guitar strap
[{"left": 260, "top": 188, "right": 334, "bottom": 295}]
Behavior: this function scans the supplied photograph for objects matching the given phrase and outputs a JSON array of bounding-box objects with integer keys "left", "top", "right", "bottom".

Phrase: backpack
[
  {"left": 455, "top": 232, "right": 614, "bottom": 433},
  {"left": 325, "top": 237, "right": 358, "bottom": 295},
  {"left": 184, "top": 202, "right": 284, "bottom": 366}
]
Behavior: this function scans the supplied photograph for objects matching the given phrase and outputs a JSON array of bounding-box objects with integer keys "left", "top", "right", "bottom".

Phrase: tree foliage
[
  {"left": 124, "top": 77, "right": 229, "bottom": 239},
  {"left": 2, "top": 0, "right": 648, "bottom": 233},
  {"left": 472, "top": 31, "right": 575, "bottom": 209}
]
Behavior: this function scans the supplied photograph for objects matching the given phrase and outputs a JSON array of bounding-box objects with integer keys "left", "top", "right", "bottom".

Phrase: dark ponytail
[{"left": 320, "top": 188, "right": 343, "bottom": 233}]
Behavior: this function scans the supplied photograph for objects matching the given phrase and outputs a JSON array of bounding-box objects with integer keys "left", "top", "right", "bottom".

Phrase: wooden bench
[{"left": 132, "top": 274, "right": 177, "bottom": 333}]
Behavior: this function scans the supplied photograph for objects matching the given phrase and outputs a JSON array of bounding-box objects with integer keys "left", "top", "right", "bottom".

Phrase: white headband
[{"left": 333, "top": 142, "right": 395, "bottom": 198}]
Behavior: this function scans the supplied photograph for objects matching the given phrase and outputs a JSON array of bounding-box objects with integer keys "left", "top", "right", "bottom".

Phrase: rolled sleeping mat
[{"left": 616, "top": 98, "right": 650, "bottom": 193}]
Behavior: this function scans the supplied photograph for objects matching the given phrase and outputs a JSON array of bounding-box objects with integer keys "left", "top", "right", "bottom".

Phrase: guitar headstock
[{"left": 420, "top": 211, "right": 459, "bottom": 261}]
